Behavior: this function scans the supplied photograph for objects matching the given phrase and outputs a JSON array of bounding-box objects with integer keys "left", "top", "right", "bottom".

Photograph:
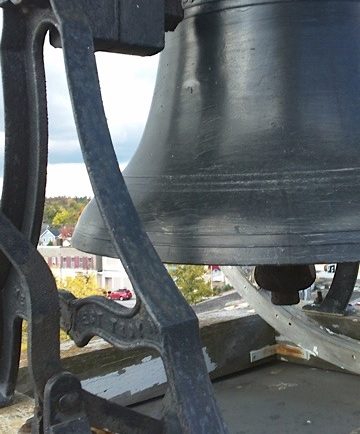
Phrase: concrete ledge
[{"left": 0, "top": 393, "right": 33, "bottom": 433}]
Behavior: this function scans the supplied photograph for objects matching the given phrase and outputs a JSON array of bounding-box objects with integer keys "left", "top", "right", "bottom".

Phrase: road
[{"left": 114, "top": 298, "right": 137, "bottom": 309}]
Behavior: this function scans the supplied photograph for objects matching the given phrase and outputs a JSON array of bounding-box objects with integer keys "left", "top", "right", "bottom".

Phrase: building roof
[
  {"left": 40, "top": 225, "right": 60, "bottom": 237},
  {"left": 37, "top": 246, "right": 96, "bottom": 257}
]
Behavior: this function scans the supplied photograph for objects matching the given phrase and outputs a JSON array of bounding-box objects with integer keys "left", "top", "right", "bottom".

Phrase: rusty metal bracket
[{"left": 250, "top": 343, "right": 313, "bottom": 363}]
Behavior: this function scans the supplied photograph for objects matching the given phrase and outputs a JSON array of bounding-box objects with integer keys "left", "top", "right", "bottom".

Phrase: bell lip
[
  {"left": 182, "top": 0, "right": 319, "bottom": 19},
  {"left": 72, "top": 0, "right": 360, "bottom": 267},
  {"left": 183, "top": 0, "right": 293, "bottom": 12},
  {"left": 72, "top": 230, "right": 360, "bottom": 265}
]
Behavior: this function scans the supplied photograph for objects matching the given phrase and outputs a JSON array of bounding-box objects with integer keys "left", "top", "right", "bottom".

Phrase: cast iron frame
[{"left": 0, "top": 1, "right": 227, "bottom": 432}]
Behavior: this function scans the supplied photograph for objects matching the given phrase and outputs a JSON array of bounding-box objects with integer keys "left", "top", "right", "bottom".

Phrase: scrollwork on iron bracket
[
  {"left": 59, "top": 291, "right": 158, "bottom": 349},
  {"left": 0, "top": 0, "right": 227, "bottom": 432}
]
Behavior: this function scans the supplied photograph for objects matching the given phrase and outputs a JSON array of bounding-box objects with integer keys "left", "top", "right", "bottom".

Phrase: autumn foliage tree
[
  {"left": 56, "top": 274, "right": 101, "bottom": 299},
  {"left": 43, "top": 196, "right": 90, "bottom": 228},
  {"left": 21, "top": 275, "right": 102, "bottom": 350},
  {"left": 59, "top": 225, "right": 74, "bottom": 239},
  {"left": 168, "top": 265, "right": 213, "bottom": 304},
  {"left": 55, "top": 274, "right": 103, "bottom": 343}
]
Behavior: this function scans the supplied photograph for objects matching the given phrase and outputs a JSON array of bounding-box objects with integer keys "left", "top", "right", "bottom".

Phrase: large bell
[{"left": 73, "top": 0, "right": 360, "bottom": 267}]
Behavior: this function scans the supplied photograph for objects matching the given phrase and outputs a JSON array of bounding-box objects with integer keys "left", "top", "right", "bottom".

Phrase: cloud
[
  {"left": 46, "top": 162, "right": 129, "bottom": 197},
  {"left": 0, "top": 162, "right": 130, "bottom": 198},
  {"left": 43, "top": 41, "right": 158, "bottom": 166},
  {"left": 47, "top": 127, "right": 142, "bottom": 165},
  {"left": 45, "top": 163, "right": 94, "bottom": 197},
  {"left": 0, "top": 32, "right": 159, "bottom": 196}
]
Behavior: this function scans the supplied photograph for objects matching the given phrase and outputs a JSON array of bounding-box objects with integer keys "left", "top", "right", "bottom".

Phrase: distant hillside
[{"left": 43, "top": 196, "right": 90, "bottom": 229}]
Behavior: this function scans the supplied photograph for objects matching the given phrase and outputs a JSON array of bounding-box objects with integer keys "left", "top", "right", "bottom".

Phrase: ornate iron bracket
[{"left": 0, "top": 0, "right": 227, "bottom": 432}]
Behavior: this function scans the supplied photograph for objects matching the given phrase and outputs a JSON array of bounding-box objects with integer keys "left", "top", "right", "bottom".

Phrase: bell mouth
[
  {"left": 73, "top": 0, "right": 360, "bottom": 266},
  {"left": 72, "top": 196, "right": 360, "bottom": 266}
]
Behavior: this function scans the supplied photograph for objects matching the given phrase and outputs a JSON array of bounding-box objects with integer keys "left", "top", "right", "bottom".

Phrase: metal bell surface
[{"left": 73, "top": 0, "right": 360, "bottom": 265}]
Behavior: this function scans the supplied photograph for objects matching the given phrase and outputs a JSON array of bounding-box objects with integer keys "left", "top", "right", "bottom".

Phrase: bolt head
[{"left": 58, "top": 392, "right": 82, "bottom": 414}]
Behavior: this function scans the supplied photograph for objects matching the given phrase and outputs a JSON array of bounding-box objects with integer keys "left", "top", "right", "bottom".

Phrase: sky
[{"left": 0, "top": 17, "right": 159, "bottom": 197}]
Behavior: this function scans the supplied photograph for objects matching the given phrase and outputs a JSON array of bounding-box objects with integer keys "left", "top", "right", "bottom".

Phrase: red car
[{"left": 106, "top": 288, "right": 133, "bottom": 301}]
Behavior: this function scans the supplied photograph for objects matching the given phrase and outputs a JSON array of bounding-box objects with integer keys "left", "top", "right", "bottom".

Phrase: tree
[
  {"left": 56, "top": 274, "right": 103, "bottom": 344},
  {"left": 21, "top": 274, "right": 102, "bottom": 351},
  {"left": 168, "top": 265, "right": 213, "bottom": 304},
  {"left": 43, "top": 196, "right": 90, "bottom": 228},
  {"left": 56, "top": 274, "right": 100, "bottom": 299},
  {"left": 59, "top": 225, "right": 74, "bottom": 239},
  {"left": 43, "top": 204, "right": 58, "bottom": 223},
  {"left": 52, "top": 208, "right": 70, "bottom": 228}
]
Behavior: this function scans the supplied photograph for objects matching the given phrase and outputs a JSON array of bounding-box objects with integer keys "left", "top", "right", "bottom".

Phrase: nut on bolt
[{"left": 58, "top": 391, "right": 82, "bottom": 414}]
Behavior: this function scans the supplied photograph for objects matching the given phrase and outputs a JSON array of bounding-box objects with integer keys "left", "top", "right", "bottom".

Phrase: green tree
[
  {"left": 56, "top": 274, "right": 102, "bottom": 343},
  {"left": 22, "top": 274, "right": 102, "bottom": 351},
  {"left": 51, "top": 208, "right": 70, "bottom": 228},
  {"left": 168, "top": 265, "right": 213, "bottom": 304},
  {"left": 43, "top": 196, "right": 90, "bottom": 227},
  {"left": 43, "top": 204, "right": 58, "bottom": 223},
  {"left": 56, "top": 274, "right": 101, "bottom": 298}
]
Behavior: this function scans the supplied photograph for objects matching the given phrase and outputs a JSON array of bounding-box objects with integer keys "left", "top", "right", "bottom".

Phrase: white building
[
  {"left": 37, "top": 246, "right": 132, "bottom": 291},
  {"left": 37, "top": 246, "right": 98, "bottom": 279},
  {"left": 39, "top": 226, "right": 60, "bottom": 246},
  {"left": 97, "top": 256, "right": 133, "bottom": 291}
]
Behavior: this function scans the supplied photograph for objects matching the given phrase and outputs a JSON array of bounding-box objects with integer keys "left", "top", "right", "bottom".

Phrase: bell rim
[{"left": 72, "top": 227, "right": 360, "bottom": 265}]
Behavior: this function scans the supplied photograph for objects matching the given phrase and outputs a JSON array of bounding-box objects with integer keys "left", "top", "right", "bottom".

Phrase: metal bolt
[{"left": 58, "top": 392, "right": 82, "bottom": 414}]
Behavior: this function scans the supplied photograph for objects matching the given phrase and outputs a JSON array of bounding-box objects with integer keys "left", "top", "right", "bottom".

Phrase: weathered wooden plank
[
  {"left": 223, "top": 266, "right": 360, "bottom": 374},
  {"left": 16, "top": 308, "right": 275, "bottom": 406},
  {"left": 305, "top": 310, "right": 360, "bottom": 341}
]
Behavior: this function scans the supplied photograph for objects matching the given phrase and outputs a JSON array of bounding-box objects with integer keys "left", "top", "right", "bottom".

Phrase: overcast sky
[{"left": 0, "top": 21, "right": 158, "bottom": 197}]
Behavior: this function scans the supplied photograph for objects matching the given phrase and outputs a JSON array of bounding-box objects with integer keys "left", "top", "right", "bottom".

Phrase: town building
[
  {"left": 37, "top": 246, "right": 98, "bottom": 279},
  {"left": 37, "top": 246, "right": 133, "bottom": 291},
  {"left": 38, "top": 225, "right": 60, "bottom": 246}
]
